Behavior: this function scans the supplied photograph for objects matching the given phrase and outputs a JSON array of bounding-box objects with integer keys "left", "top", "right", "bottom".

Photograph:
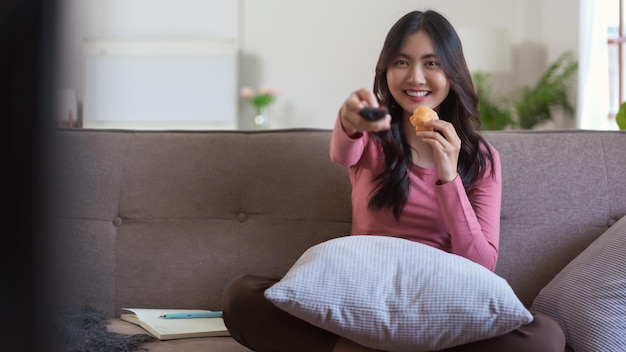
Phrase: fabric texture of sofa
[{"left": 49, "top": 128, "right": 626, "bottom": 352}]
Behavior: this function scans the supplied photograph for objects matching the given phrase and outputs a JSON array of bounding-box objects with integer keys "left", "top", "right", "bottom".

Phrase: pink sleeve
[
  {"left": 435, "top": 148, "right": 502, "bottom": 271},
  {"left": 329, "top": 115, "right": 367, "bottom": 167}
]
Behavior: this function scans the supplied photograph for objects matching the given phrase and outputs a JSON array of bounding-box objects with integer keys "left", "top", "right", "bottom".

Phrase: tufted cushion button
[
  {"left": 237, "top": 213, "right": 248, "bottom": 222},
  {"left": 113, "top": 217, "right": 123, "bottom": 226},
  {"left": 608, "top": 218, "right": 617, "bottom": 227}
]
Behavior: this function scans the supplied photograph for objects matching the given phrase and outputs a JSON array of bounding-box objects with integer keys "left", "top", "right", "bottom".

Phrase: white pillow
[
  {"left": 532, "top": 215, "right": 626, "bottom": 351},
  {"left": 265, "top": 235, "right": 533, "bottom": 351}
]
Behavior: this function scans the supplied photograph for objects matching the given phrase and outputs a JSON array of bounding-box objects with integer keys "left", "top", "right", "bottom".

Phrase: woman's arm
[
  {"left": 330, "top": 89, "right": 391, "bottom": 167},
  {"left": 330, "top": 116, "right": 368, "bottom": 167},
  {"left": 436, "top": 148, "right": 502, "bottom": 271}
]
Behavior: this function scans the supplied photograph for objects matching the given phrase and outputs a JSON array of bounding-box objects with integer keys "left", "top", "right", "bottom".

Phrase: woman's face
[{"left": 386, "top": 30, "right": 450, "bottom": 119}]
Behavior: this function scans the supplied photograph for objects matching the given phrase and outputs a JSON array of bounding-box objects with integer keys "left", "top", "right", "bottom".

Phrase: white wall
[{"left": 57, "top": 0, "right": 581, "bottom": 130}]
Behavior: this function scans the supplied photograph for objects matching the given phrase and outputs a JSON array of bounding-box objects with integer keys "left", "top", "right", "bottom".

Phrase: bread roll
[{"left": 409, "top": 106, "right": 439, "bottom": 132}]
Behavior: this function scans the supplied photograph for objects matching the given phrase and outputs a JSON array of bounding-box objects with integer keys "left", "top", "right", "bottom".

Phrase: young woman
[{"left": 223, "top": 10, "right": 565, "bottom": 352}]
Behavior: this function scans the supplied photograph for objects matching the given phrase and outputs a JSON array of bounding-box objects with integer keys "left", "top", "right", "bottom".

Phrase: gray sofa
[{"left": 49, "top": 128, "right": 626, "bottom": 351}]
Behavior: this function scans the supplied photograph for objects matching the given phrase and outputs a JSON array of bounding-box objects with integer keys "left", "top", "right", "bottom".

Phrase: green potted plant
[
  {"left": 474, "top": 52, "right": 578, "bottom": 130},
  {"left": 515, "top": 52, "right": 578, "bottom": 129},
  {"left": 472, "top": 72, "right": 516, "bottom": 130}
]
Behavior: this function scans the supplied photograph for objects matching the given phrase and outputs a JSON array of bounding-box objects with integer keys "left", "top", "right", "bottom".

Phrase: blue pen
[{"left": 159, "top": 311, "right": 223, "bottom": 319}]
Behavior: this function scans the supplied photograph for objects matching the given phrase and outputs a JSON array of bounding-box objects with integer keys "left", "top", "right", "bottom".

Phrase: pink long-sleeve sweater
[{"left": 330, "top": 117, "right": 502, "bottom": 271}]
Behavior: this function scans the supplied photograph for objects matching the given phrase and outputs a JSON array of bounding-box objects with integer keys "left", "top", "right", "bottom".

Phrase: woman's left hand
[{"left": 416, "top": 119, "right": 460, "bottom": 184}]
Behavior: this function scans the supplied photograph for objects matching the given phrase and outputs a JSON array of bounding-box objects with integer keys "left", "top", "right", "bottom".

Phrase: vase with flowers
[{"left": 241, "top": 86, "right": 278, "bottom": 129}]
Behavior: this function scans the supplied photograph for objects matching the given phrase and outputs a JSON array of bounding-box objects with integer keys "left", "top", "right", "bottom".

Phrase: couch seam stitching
[{"left": 599, "top": 136, "right": 612, "bottom": 223}]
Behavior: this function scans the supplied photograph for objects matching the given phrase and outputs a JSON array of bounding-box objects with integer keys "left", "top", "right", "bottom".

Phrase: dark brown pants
[{"left": 222, "top": 274, "right": 565, "bottom": 352}]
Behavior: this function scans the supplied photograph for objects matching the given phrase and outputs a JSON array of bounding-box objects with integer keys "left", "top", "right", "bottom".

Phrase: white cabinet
[{"left": 80, "top": 0, "right": 238, "bottom": 130}]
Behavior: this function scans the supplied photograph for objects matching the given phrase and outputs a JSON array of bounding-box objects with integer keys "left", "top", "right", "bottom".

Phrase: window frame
[{"left": 608, "top": 0, "right": 625, "bottom": 118}]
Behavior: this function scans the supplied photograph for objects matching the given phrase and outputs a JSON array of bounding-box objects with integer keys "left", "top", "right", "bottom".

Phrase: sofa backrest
[
  {"left": 50, "top": 129, "right": 352, "bottom": 317},
  {"left": 484, "top": 130, "right": 626, "bottom": 306},
  {"left": 49, "top": 129, "right": 626, "bottom": 317}
]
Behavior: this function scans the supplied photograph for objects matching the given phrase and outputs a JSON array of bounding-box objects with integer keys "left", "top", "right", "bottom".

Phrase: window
[{"left": 608, "top": 0, "right": 625, "bottom": 117}]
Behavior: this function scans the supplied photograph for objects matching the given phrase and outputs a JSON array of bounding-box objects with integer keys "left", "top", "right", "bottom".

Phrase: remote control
[{"left": 359, "top": 107, "right": 389, "bottom": 121}]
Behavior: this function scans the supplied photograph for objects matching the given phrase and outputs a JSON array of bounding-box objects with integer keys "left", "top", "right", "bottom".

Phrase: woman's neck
[{"left": 402, "top": 116, "right": 435, "bottom": 168}]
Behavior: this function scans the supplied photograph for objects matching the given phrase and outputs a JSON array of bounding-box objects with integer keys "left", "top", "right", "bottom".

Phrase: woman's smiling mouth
[{"left": 406, "top": 90, "right": 429, "bottom": 97}]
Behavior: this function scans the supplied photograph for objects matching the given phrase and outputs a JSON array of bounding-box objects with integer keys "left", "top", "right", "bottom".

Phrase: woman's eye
[
  {"left": 394, "top": 60, "right": 409, "bottom": 66},
  {"left": 426, "top": 60, "right": 440, "bottom": 67}
]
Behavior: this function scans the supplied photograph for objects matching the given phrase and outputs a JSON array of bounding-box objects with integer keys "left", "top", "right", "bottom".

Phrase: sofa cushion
[
  {"left": 531, "top": 215, "right": 626, "bottom": 351},
  {"left": 264, "top": 235, "right": 533, "bottom": 351}
]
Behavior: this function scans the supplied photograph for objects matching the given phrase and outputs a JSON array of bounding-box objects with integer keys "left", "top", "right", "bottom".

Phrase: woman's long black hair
[{"left": 369, "top": 10, "right": 495, "bottom": 219}]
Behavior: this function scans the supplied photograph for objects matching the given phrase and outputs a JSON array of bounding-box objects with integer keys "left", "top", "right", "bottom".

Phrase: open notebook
[{"left": 120, "top": 308, "right": 230, "bottom": 340}]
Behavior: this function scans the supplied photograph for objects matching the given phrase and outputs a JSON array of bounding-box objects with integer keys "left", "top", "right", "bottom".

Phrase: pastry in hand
[{"left": 409, "top": 106, "right": 439, "bottom": 132}]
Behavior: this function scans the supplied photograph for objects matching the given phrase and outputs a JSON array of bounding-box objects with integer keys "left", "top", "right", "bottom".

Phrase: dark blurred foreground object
[{"left": 0, "top": 0, "right": 59, "bottom": 351}]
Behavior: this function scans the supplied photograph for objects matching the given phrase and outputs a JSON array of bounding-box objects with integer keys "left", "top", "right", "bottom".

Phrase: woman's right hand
[{"left": 339, "top": 88, "right": 391, "bottom": 137}]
